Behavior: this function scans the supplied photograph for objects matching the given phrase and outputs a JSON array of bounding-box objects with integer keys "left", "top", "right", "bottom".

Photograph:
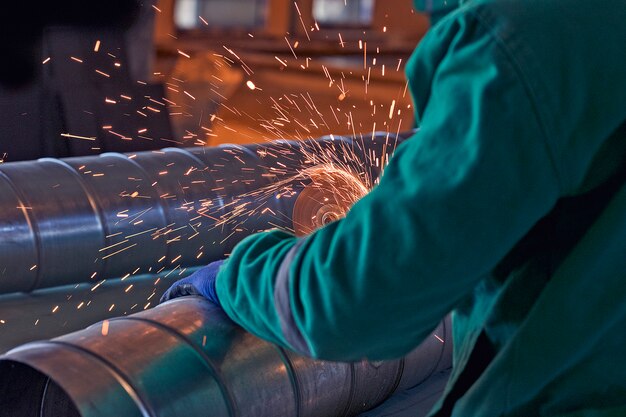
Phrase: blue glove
[{"left": 160, "top": 260, "right": 225, "bottom": 304}]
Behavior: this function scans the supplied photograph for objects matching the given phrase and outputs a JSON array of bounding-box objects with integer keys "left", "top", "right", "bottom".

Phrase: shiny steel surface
[
  {"left": 0, "top": 133, "right": 406, "bottom": 294},
  {"left": 0, "top": 297, "right": 451, "bottom": 417}
]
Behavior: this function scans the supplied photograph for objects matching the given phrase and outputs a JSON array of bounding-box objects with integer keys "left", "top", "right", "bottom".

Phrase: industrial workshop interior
[{"left": 0, "top": 0, "right": 625, "bottom": 416}]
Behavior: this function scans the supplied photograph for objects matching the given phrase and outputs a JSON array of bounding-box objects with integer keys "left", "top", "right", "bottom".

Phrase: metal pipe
[
  {"left": 0, "top": 297, "right": 451, "bottom": 417},
  {"left": 0, "top": 133, "right": 406, "bottom": 294},
  {"left": 0, "top": 267, "right": 202, "bottom": 353}
]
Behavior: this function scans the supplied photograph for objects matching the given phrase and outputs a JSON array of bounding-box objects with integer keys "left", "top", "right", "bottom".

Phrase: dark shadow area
[{"left": 0, "top": 361, "right": 80, "bottom": 417}]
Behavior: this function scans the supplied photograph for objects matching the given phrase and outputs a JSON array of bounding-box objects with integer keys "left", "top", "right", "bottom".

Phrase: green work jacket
[{"left": 216, "top": 0, "right": 626, "bottom": 415}]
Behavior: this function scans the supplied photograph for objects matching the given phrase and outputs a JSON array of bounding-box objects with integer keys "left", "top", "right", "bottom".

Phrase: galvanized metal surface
[
  {"left": 0, "top": 133, "right": 405, "bottom": 295},
  {"left": 0, "top": 297, "right": 451, "bottom": 417}
]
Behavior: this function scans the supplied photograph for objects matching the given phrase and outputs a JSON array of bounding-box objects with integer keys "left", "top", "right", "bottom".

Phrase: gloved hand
[{"left": 160, "top": 260, "right": 225, "bottom": 304}]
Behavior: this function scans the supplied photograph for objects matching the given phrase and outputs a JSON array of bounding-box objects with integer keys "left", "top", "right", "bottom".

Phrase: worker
[{"left": 162, "top": 0, "right": 626, "bottom": 415}]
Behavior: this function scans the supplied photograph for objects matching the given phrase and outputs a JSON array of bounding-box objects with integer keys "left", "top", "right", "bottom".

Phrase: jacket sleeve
[{"left": 216, "top": 11, "right": 563, "bottom": 361}]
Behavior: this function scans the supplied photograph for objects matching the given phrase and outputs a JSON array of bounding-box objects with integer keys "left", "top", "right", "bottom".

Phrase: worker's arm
[{"left": 216, "top": 10, "right": 564, "bottom": 361}]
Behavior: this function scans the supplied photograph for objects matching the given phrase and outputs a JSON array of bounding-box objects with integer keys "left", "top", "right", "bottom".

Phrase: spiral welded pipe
[
  {"left": 0, "top": 297, "right": 451, "bottom": 417},
  {"left": 0, "top": 132, "right": 406, "bottom": 294}
]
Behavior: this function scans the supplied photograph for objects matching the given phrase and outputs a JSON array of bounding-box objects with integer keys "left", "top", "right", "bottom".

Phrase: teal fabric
[
  {"left": 412, "top": 0, "right": 457, "bottom": 12},
  {"left": 413, "top": 0, "right": 462, "bottom": 24},
  {"left": 217, "top": 0, "right": 626, "bottom": 415}
]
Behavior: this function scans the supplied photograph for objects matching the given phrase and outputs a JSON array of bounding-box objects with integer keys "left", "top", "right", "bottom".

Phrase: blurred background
[{"left": 0, "top": 0, "right": 428, "bottom": 162}]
